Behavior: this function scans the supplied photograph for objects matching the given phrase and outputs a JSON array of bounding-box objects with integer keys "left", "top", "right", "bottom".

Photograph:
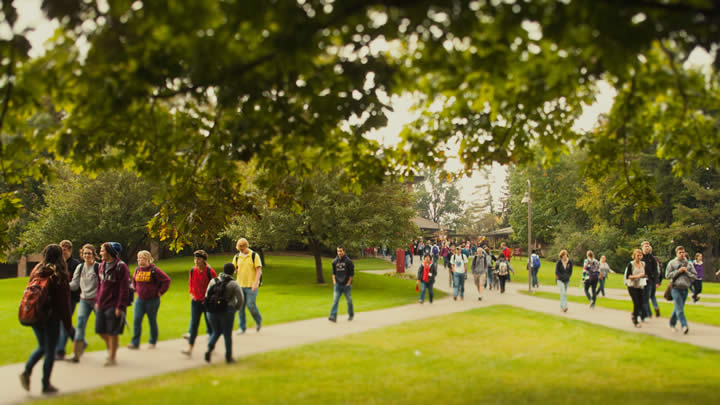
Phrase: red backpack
[{"left": 18, "top": 266, "right": 56, "bottom": 326}]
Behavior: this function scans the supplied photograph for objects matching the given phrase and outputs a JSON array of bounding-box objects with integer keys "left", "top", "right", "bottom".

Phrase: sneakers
[
  {"left": 226, "top": 358, "right": 236, "bottom": 364},
  {"left": 453, "top": 296, "right": 457, "bottom": 301},
  {"left": 328, "top": 317, "right": 337, "bottom": 323},
  {"left": 54, "top": 353, "right": 65, "bottom": 361},
  {"left": 256, "top": 323, "right": 262, "bottom": 332},
  {"left": 348, "top": 316, "right": 354, "bottom": 321},
  {"left": 181, "top": 347, "right": 192, "bottom": 357},
  {"left": 103, "top": 358, "right": 117, "bottom": 367},
  {"left": 42, "top": 385, "right": 58, "bottom": 395},
  {"left": 562, "top": 307, "right": 568, "bottom": 313},
  {"left": 147, "top": 344, "right": 156, "bottom": 349},
  {"left": 19, "top": 371, "right": 30, "bottom": 391},
  {"left": 236, "top": 329, "right": 245, "bottom": 335},
  {"left": 682, "top": 326, "right": 689, "bottom": 335},
  {"left": 204, "top": 351, "right": 211, "bottom": 363},
  {"left": 126, "top": 344, "right": 139, "bottom": 350},
  {"left": 655, "top": 308, "right": 660, "bottom": 317},
  {"left": 182, "top": 333, "right": 190, "bottom": 340},
  {"left": 692, "top": 296, "right": 700, "bottom": 303},
  {"left": 590, "top": 301, "right": 595, "bottom": 309},
  {"left": 418, "top": 300, "right": 424, "bottom": 304},
  {"left": 670, "top": 324, "right": 679, "bottom": 332}
]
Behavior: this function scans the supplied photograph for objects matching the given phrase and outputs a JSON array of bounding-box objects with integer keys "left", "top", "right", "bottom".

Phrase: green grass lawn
[
  {"left": 1, "top": 254, "right": 441, "bottom": 366},
  {"left": 519, "top": 290, "right": 720, "bottom": 327},
  {"left": 43, "top": 306, "right": 720, "bottom": 405}
]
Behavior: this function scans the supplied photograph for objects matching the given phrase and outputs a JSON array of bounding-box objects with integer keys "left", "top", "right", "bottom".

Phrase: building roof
[
  {"left": 484, "top": 226, "right": 513, "bottom": 237},
  {"left": 413, "top": 216, "right": 442, "bottom": 230}
]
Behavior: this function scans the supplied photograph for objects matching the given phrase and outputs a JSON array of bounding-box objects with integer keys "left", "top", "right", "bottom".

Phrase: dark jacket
[
  {"left": 333, "top": 255, "right": 354, "bottom": 285},
  {"left": 67, "top": 256, "right": 83, "bottom": 303},
  {"left": 417, "top": 262, "right": 438, "bottom": 283},
  {"left": 30, "top": 264, "right": 73, "bottom": 335},
  {"left": 642, "top": 253, "right": 659, "bottom": 284},
  {"left": 555, "top": 259, "right": 573, "bottom": 283}
]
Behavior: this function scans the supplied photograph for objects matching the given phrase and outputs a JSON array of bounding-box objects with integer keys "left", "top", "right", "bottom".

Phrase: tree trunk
[{"left": 310, "top": 240, "right": 325, "bottom": 283}]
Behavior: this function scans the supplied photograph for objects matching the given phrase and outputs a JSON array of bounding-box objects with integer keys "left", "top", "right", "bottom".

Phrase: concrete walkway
[{"left": 3, "top": 264, "right": 720, "bottom": 404}]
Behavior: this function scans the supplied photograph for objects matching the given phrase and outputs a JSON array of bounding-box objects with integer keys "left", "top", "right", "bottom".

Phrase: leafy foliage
[{"left": 414, "top": 169, "right": 465, "bottom": 228}]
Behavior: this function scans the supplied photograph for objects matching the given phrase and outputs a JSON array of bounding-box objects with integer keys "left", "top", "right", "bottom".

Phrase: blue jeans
[
  {"left": 132, "top": 297, "right": 161, "bottom": 346},
  {"left": 670, "top": 288, "right": 689, "bottom": 328},
  {"left": 188, "top": 299, "right": 212, "bottom": 345},
  {"left": 597, "top": 278, "right": 606, "bottom": 296},
  {"left": 55, "top": 299, "right": 77, "bottom": 356},
  {"left": 238, "top": 287, "right": 262, "bottom": 332},
  {"left": 584, "top": 279, "right": 598, "bottom": 304},
  {"left": 531, "top": 267, "right": 539, "bottom": 287},
  {"left": 26, "top": 318, "right": 60, "bottom": 390},
  {"left": 557, "top": 280, "right": 569, "bottom": 309},
  {"left": 330, "top": 284, "right": 354, "bottom": 319},
  {"left": 74, "top": 299, "right": 94, "bottom": 343},
  {"left": 453, "top": 272, "right": 466, "bottom": 298},
  {"left": 208, "top": 308, "right": 236, "bottom": 361},
  {"left": 419, "top": 280, "right": 434, "bottom": 303},
  {"left": 690, "top": 280, "right": 703, "bottom": 300},
  {"left": 642, "top": 283, "right": 659, "bottom": 319}
]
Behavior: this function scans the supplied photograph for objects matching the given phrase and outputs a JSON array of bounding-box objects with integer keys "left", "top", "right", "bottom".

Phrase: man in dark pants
[
  {"left": 55, "top": 240, "right": 82, "bottom": 360},
  {"left": 641, "top": 241, "right": 661, "bottom": 320},
  {"left": 328, "top": 246, "right": 354, "bottom": 322}
]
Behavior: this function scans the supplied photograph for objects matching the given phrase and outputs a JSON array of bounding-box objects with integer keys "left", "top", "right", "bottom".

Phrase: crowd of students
[{"left": 18, "top": 237, "right": 266, "bottom": 395}]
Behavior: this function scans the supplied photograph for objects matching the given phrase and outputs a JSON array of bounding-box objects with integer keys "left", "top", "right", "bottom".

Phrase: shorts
[
  {"left": 473, "top": 273, "right": 487, "bottom": 285},
  {"left": 95, "top": 308, "right": 125, "bottom": 336}
]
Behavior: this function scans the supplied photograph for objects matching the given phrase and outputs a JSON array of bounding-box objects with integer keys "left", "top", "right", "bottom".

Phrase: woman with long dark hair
[
  {"left": 20, "top": 244, "right": 73, "bottom": 394},
  {"left": 625, "top": 249, "right": 647, "bottom": 327}
]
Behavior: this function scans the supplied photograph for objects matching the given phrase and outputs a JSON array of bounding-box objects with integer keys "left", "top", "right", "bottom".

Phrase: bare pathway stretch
[{"left": 3, "top": 263, "right": 719, "bottom": 404}]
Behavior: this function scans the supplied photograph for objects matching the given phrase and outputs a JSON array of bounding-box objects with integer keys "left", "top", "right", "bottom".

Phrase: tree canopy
[{"left": 1, "top": 0, "right": 719, "bottom": 256}]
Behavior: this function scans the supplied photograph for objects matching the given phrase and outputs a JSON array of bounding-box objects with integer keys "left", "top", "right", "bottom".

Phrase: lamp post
[{"left": 521, "top": 179, "right": 532, "bottom": 293}]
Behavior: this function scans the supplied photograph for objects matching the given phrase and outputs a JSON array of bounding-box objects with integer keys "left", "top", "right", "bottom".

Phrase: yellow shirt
[{"left": 233, "top": 250, "right": 262, "bottom": 287}]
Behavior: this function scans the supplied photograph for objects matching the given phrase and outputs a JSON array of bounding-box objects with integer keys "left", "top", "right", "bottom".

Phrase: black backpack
[{"left": 205, "top": 277, "right": 230, "bottom": 313}]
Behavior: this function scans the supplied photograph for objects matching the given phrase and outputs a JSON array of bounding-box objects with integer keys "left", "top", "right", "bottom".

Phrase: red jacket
[
  {"left": 188, "top": 266, "right": 217, "bottom": 301},
  {"left": 503, "top": 247, "right": 512, "bottom": 260}
]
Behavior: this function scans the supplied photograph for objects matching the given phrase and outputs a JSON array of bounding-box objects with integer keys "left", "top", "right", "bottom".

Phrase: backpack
[
  {"left": 205, "top": 277, "right": 230, "bottom": 313},
  {"left": 531, "top": 254, "right": 541, "bottom": 269},
  {"left": 233, "top": 251, "right": 262, "bottom": 286},
  {"left": 497, "top": 261, "right": 508, "bottom": 276},
  {"left": 432, "top": 245, "right": 439, "bottom": 255},
  {"left": 19, "top": 266, "right": 56, "bottom": 326}
]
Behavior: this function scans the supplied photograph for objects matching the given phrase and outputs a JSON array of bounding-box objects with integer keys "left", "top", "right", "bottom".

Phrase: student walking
[
  {"left": 19, "top": 244, "right": 74, "bottom": 395},
  {"left": 665, "top": 246, "right": 697, "bottom": 334},
  {"left": 182, "top": 250, "right": 216, "bottom": 355},
  {"left": 329, "top": 246, "right": 354, "bottom": 322},
  {"left": 233, "top": 238, "right": 264, "bottom": 332},
  {"left": 597, "top": 255, "right": 614, "bottom": 297},
  {"left": 416, "top": 254, "right": 437, "bottom": 304},
  {"left": 440, "top": 243, "right": 450, "bottom": 270},
  {"left": 529, "top": 250, "right": 541, "bottom": 289},
  {"left": 690, "top": 253, "right": 704, "bottom": 303},
  {"left": 583, "top": 251, "right": 601, "bottom": 308},
  {"left": 494, "top": 255, "right": 514, "bottom": 294},
  {"left": 55, "top": 240, "right": 82, "bottom": 361},
  {"left": 67, "top": 244, "right": 100, "bottom": 363},
  {"left": 204, "top": 263, "right": 244, "bottom": 364},
  {"left": 640, "top": 241, "right": 662, "bottom": 319},
  {"left": 555, "top": 250, "right": 573, "bottom": 312},
  {"left": 128, "top": 251, "right": 171, "bottom": 350},
  {"left": 624, "top": 249, "right": 647, "bottom": 328},
  {"left": 94, "top": 242, "right": 129, "bottom": 367},
  {"left": 471, "top": 247, "right": 492, "bottom": 301},
  {"left": 451, "top": 247, "right": 468, "bottom": 300}
]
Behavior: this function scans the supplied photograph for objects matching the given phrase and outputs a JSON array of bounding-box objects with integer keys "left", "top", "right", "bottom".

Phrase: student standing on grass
[
  {"left": 494, "top": 254, "right": 513, "bottom": 294},
  {"left": 416, "top": 254, "right": 437, "bottom": 304},
  {"left": 471, "top": 247, "right": 492, "bottom": 301},
  {"left": 55, "top": 240, "right": 82, "bottom": 361},
  {"left": 624, "top": 249, "right": 647, "bottom": 328},
  {"left": 20, "top": 244, "right": 74, "bottom": 395},
  {"left": 555, "top": 250, "right": 573, "bottom": 312},
  {"left": 329, "top": 246, "right": 354, "bottom": 322},
  {"left": 67, "top": 244, "right": 100, "bottom": 363},
  {"left": 182, "top": 250, "right": 216, "bottom": 356},
  {"left": 233, "top": 238, "right": 264, "bottom": 332},
  {"left": 583, "top": 250, "right": 601, "bottom": 309},
  {"left": 128, "top": 250, "right": 171, "bottom": 350},
  {"left": 204, "top": 263, "right": 244, "bottom": 364},
  {"left": 665, "top": 246, "right": 697, "bottom": 334},
  {"left": 95, "top": 242, "right": 129, "bottom": 367},
  {"left": 690, "top": 253, "right": 704, "bottom": 303},
  {"left": 640, "top": 241, "right": 661, "bottom": 320},
  {"left": 597, "top": 255, "right": 615, "bottom": 298}
]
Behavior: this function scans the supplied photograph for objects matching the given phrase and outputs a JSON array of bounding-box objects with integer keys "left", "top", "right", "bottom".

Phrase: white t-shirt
[{"left": 452, "top": 254, "right": 468, "bottom": 274}]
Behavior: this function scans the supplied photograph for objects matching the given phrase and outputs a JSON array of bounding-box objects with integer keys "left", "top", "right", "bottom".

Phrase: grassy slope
[
  {"left": 44, "top": 306, "right": 720, "bottom": 405},
  {"left": 1, "top": 254, "right": 441, "bottom": 366}
]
